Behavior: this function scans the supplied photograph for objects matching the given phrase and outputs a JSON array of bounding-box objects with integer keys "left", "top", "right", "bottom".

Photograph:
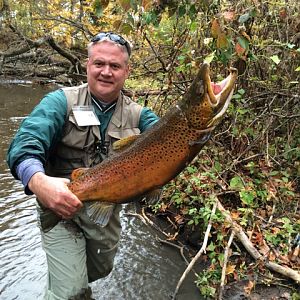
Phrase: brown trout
[{"left": 40, "top": 63, "right": 237, "bottom": 231}]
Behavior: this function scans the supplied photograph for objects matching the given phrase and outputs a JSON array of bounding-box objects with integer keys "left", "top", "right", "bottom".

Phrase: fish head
[{"left": 182, "top": 63, "right": 238, "bottom": 130}]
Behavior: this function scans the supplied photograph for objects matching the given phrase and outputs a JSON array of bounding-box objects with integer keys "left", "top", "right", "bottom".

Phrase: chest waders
[{"left": 40, "top": 84, "right": 143, "bottom": 300}]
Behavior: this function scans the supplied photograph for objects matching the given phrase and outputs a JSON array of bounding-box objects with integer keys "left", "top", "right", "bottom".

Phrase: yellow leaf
[
  {"left": 217, "top": 33, "right": 228, "bottom": 49},
  {"left": 231, "top": 211, "right": 240, "bottom": 220},
  {"left": 226, "top": 264, "right": 236, "bottom": 275}
]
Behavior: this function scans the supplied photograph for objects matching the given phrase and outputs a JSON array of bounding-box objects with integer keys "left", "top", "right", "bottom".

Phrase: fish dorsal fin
[
  {"left": 71, "top": 167, "right": 89, "bottom": 181},
  {"left": 112, "top": 134, "right": 140, "bottom": 151}
]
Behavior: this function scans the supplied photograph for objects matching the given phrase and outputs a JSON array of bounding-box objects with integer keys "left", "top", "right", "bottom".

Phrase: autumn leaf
[
  {"left": 235, "top": 42, "right": 246, "bottom": 57},
  {"left": 256, "top": 208, "right": 267, "bottom": 219},
  {"left": 174, "top": 214, "right": 185, "bottom": 225},
  {"left": 233, "top": 271, "right": 239, "bottom": 280},
  {"left": 223, "top": 11, "right": 235, "bottom": 22},
  {"left": 226, "top": 264, "right": 236, "bottom": 275},
  {"left": 279, "top": 8, "right": 287, "bottom": 19},
  {"left": 271, "top": 227, "right": 281, "bottom": 235},
  {"left": 237, "top": 36, "right": 249, "bottom": 50},
  {"left": 241, "top": 31, "right": 251, "bottom": 42},
  {"left": 266, "top": 180, "right": 277, "bottom": 200},
  {"left": 244, "top": 280, "right": 255, "bottom": 295},
  {"left": 211, "top": 19, "right": 221, "bottom": 38},
  {"left": 260, "top": 239, "right": 270, "bottom": 256},
  {"left": 280, "top": 253, "right": 292, "bottom": 264},
  {"left": 231, "top": 211, "right": 240, "bottom": 220},
  {"left": 113, "top": 19, "right": 122, "bottom": 30},
  {"left": 100, "top": 0, "right": 110, "bottom": 10},
  {"left": 268, "top": 250, "right": 276, "bottom": 261},
  {"left": 159, "top": 203, "right": 168, "bottom": 212},
  {"left": 251, "top": 231, "right": 264, "bottom": 245},
  {"left": 142, "top": 0, "right": 153, "bottom": 11},
  {"left": 118, "top": 0, "right": 131, "bottom": 11}
]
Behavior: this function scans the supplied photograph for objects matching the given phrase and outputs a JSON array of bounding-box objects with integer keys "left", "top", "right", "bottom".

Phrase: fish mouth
[{"left": 204, "top": 64, "right": 238, "bottom": 126}]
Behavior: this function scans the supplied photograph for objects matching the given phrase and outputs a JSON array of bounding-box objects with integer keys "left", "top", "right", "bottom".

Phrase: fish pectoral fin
[
  {"left": 189, "top": 130, "right": 212, "bottom": 146},
  {"left": 112, "top": 134, "right": 140, "bottom": 151},
  {"left": 142, "top": 188, "right": 163, "bottom": 206},
  {"left": 85, "top": 202, "right": 115, "bottom": 227},
  {"left": 71, "top": 167, "right": 90, "bottom": 180}
]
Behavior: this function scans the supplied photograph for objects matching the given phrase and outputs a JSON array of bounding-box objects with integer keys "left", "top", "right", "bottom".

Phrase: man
[{"left": 7, "top": 32, "right": 159, "bottom": 299}]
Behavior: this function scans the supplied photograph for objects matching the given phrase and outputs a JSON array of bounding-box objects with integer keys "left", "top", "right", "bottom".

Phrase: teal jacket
[{"left": 7, "top": 89, "right": 159, "bottom": 181}]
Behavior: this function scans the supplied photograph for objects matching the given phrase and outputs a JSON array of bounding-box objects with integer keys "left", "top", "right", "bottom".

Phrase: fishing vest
[{"left": 45, "top": 83, "right": 142, "bottom": 178}]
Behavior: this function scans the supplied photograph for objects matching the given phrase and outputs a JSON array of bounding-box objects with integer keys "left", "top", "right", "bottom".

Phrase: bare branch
[
  {"left": 172, "top": 199, "right": 218, "bottom": 299},
  {"left": 47, "top": 36, "right": 83, "bottom": 74}
]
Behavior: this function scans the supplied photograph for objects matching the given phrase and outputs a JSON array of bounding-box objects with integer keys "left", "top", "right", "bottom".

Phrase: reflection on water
[{"left": 0, "top": 85, "right": 201, "bottom": 300}]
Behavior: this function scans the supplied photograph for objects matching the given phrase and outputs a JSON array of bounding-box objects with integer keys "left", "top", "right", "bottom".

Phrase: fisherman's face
[{"left": 87, "top": 41, "right": 129, "bottom": 102}]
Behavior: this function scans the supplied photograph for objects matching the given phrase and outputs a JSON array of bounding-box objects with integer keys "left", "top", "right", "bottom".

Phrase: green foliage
[
  {"left": 292, "top": 292, "right": 300, "bottom": 300},
  {"left": 265, "top": 217, "right": 300, "bottom": 254},
  {"left": 196, "top": 269, "right": 218, "bottom": 298}
]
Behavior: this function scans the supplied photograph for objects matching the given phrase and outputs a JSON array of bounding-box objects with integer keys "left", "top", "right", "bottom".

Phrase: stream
[{"left": 0, "top": 84, "right": 201, "bottom": 300}]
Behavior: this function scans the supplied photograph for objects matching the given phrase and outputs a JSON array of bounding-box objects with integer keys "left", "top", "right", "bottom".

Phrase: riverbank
[{"left": 138, "top": 203, "right": 299, "bottom": 299}]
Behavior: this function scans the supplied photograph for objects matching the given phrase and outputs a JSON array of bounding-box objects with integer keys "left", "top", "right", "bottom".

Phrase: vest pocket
[
  {"left": 47, "top": 116, "right": 100, "bottom": 177},
  {"left": 61, "top": 114, "right": 95, "bottom": 150}
]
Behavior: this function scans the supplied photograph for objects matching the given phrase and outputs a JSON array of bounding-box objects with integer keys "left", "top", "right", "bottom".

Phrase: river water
[{"left": 0, "top": 85, "right": 201, "bottom": 300}]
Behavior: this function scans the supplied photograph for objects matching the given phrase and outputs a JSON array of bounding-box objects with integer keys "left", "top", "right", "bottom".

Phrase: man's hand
[{"left": 28, "top": 172, "right": 83, "bottom": 219}]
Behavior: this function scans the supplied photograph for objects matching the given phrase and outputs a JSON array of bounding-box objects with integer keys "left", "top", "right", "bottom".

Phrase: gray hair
[{"left": 87, "top": 39, "right": 130, "bottom": 63}]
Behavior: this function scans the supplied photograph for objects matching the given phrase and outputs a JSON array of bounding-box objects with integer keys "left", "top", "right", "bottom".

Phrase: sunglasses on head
[{"left": 90, "top": 32, "right": 131, "bottom": 56}]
